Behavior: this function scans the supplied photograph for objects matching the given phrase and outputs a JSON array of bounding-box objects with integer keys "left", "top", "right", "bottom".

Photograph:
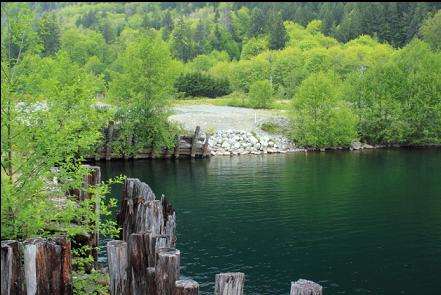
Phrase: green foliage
[
  {"left": 174, "top": 72, "right": 231, "bottom": 98},
  {"left": 268, "top": 11, "right": 287, "bottom": 50},
  {"left": 249, "top": 80, "right": 273, "bottom": 109},
  {"left": 418, "top": 10, "right": 441, "bottom": 50},
  {"left": 241, "top": 37, "right": 268, "bottom": 60},
  {"left": 108, "top": 31, "right": 179, "bottom": 156},
  {"left": 290, "top": 72, "right": 358, "bottom": 148},
  {"left": 73, "top": 269, "right": 110, "bottom": 295},
  {"left": 38, "top": 14, "right": 61, "bottom": 56}
]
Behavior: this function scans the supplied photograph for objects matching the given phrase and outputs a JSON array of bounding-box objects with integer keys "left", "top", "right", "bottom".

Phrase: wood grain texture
[
  {"left": 175, "top": 279, "right": 199, "bottom": 295},
  {"left": 1, "top": 240, "right": 22, "bottom": 295},
  {"left": 155, "top": 248, "right": 180, "bottom": 295},
  {"left": 290, "top": 279, "right": 323, "bottom": 295},
  {"left": 215, "top": 273, "right": 245, "bottom": 295},
  {"left": 107, "top": 240, "right": 129, "bottom": 295}
]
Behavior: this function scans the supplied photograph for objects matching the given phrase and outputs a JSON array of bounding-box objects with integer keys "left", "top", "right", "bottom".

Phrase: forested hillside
[{"left": 1, "top": 2, "right": 441, "bottom": 292}]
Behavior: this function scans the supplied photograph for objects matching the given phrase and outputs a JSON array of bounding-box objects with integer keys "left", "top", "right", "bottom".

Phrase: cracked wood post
[
  {"left": 1, "top": 240, "right": 22, "bottom": 295},
  {"left": 128, "top": 232, "right": 160, "bottom": 295},
  {"left": 107, "top": 240, "right": 129, "bottom": 295},
  {"left": 80, "top": 165, "right": 101, "bottom": 270},
  {"left": 23, "top": 237, "right": 72, "bottom": 295},
  {"left": 147, "top": 267, "right": 156, "bottom": 295},
  {"left": 214, "top": 273, "right": 245, "bottom": 295},
  {"left": 117, "top": 178, "right": 162, "bottom": 242},
  {"left": 191, "top": 126, "right": 201, "bottom": 158},
  {"left": 202, "top": 134, "right": 210, "bottom": 158},
  {"left": 290, "top": 279, "right": 323, "bottom": 295},
  {"left": 174, "top": 135, "right": 180, "bottom": 159},
  {"left": 155, "top": 248, "right": 180, "bottom": 295},
  {"left": 176, "top": 279, "right": 199, "bottom": 295}
]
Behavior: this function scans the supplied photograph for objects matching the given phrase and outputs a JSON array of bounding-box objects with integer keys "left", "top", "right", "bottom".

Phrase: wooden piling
[
  {"left": 175, "top": 279, "right": 199, "bottom": 295},
  {"left": 202, "top": 134, "right": 210, "bottom": 158},
  {"left": 23, "top": 237, "right": 72, "bottom": 295},
  {"left": 50, "top": 237, "right": 73, "bottom": 295},
  {"left": 214, "top": 272, "right": 245, "bottom": 295},
  {"left": 290, "top": 279, "right": 323, "bottom": 295},
  {"left": 161, "top": 195, "right": 176, "bottom": 248},
  {"left": 155, "top": 248, "right": 180, "bottom": 295},
  {"left": 107, "top": 240, "right": 129, "bottom": 295},
  {"left": 174, "top": 135, "right": 181, "bottom": 159},
  {"left": 128, "top": 232, "right": 154, "bottom": 294},
  {"left": 1, "top": 240, "right": 22, "bottom": 295},
  {"left": 146, "top": 267, "right": 156, "bottom": 295},
  {"left": 191, "top": 126, "right": 201, "bottom": 158}
]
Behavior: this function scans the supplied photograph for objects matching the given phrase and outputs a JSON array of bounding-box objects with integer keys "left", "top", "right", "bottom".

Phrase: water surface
[{"left": 98, "top": 149, "right": 441, "bottom": 294}]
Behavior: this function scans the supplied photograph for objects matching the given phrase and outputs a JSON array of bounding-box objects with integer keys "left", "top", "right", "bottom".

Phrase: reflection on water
[{"left": 97, "top": 149, "right": 441, "bottom": 295}]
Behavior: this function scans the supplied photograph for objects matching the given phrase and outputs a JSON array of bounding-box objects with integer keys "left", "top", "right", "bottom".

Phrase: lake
[{"left": 97, "top": 148, "right": 441, "bottom": 294}]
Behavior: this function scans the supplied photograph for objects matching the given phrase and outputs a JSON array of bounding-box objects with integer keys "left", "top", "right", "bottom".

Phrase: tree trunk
[
  {"left": 175, "top": 279, "right": 199, "bottom": 295},
  {"left": 155, "top": 248, "right": 180, "bottom": 295},
  {"left": 290, "top": 279, "right": 323, "bottom": 295},
  {"left": 1, "top": 240, "right": 22, "bottom": 295},
  {"left": 107, "top": 240, "right": 129, "bottom": 295},
  {"left": 214, "top": 273, "right": 245, "bottom": 295}
]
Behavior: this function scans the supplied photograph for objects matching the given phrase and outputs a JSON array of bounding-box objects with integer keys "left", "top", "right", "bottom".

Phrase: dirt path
[{"left": 169, "top": 105, "right": 286, "bottom": 133}]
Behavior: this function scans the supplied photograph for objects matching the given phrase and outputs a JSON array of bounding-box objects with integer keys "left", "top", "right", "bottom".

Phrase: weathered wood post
[
  {"left": 107, "top": 240, "right": 129, "bottom": 295},
  {"left": 202, "top": 134, "right": 210, "bottom": 158},
  {"left": 191, "top": 126, "right": 201, "bottom": 158},
  {"left": 174, "top": 135, "right": 181, "bottom": 159},
  {"left": 23, "top": 237, "right": 72, "bottom": 295},
  {"left": 105, "top": 121, "right": 114, "bottom": 160},
  {"left": 147, "top": 267, "right": 156, "bottom": 295},
  {"left": 176, "top": 279, "right": 199, "bottom": 295},
  {"left": 50, "top": 236, "right": 73, "bottom": 295},
  {"left": 290, "top": 279, "right": 323, "bottom": 295},
  {"left": 118, "top": 178, "right": 163, "bottom": 241},
  {"left": 128, "top": 232, "right": 155, "bottom": 294},
  {"left": 79, "top": 165, "right": 101, "bottom": 270},
  {"left": 155, "top": 248, "right": 180, "bottom": 295},
  {"left": 214, "top": 273, "right": 245, "bottom": 295},
  {"left": 1, "top": 240, "right": 22, "bottom": 295},
  {"left": 161, "top": 195, "right": 176, "bottom": 248}
]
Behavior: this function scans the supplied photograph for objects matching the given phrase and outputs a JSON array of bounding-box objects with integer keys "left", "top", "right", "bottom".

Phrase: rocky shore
[{"left": 207, "top": 129, "right": 384, "bottom": 156}]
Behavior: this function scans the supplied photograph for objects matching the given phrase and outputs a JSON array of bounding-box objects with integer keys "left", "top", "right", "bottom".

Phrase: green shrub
[
  {"left": 174, "top": 72, "right": 231, "bottom": 98},
  {"left": 249, "top": 80, "right": 273, "bottom": 109},
  {"left": 290, "top": 72, "right": 358, "bottom": 148}
]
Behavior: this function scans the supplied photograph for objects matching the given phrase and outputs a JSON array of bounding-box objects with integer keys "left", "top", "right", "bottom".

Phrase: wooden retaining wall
[{"left": 93, "top": 125, "right": 210, "bottom": 161}]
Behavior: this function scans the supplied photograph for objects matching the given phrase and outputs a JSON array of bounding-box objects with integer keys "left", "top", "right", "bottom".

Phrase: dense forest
[{"left": 1, "top": 2, "right": 441, "bottom": 292}]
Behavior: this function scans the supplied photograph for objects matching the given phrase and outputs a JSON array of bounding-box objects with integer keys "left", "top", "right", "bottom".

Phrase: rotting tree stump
[
  {"left": 290, "top": 279, "right": 323, "bottom": 295},
  {"left": 214, "top": 272, "right": 245, "bottom": 295}
]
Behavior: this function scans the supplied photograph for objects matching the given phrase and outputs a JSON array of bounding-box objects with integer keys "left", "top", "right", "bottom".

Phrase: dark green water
[{"left": 97, "top": 149, "right": 441, "bottom": 295}]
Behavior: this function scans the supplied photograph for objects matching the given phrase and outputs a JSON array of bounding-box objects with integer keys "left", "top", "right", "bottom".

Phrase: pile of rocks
[{"left": 208, "top": 129, "right": 302, "bottom": 156}]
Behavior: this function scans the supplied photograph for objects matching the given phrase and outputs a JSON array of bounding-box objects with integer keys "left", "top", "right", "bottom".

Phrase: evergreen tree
[
  {"left": 248, "top": 7, "right": 266, "bottom": 37},
  {"left": 38, "top": 14, "right": 61, "bottom": 57},
  {"left": 194, "top": 18, "right": 211, "bottom": 55},
  {"left": 161, "top": 10, "right": 174, "bottom": 40},
  {"left": 171, "top": 17, "right": 194, "bottom": 62},
  {"left": 268, "top": 11, "right": 287, "bottom": 50}
]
